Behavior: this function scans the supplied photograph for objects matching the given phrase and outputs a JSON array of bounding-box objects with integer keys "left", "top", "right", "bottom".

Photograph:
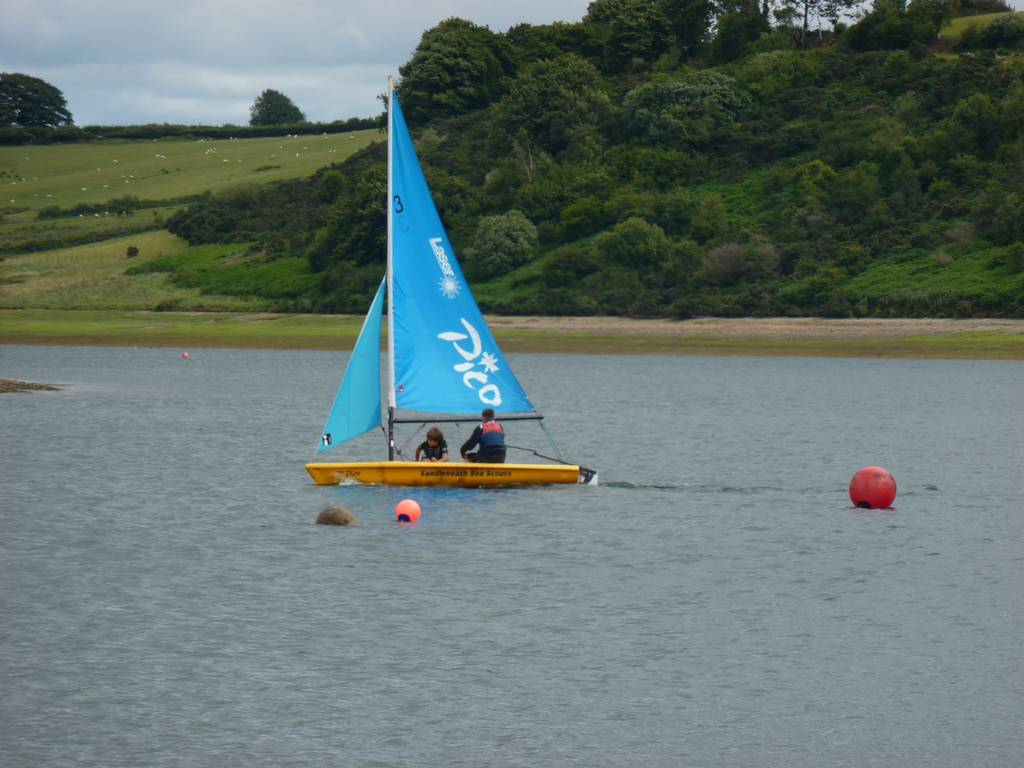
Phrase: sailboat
[{"left": 305, "top": 78, "right": 597, "bottom": 488}]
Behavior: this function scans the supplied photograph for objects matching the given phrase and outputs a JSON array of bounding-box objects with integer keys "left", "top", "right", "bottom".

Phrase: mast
[{"left": 386, "top": 75, "right": 396, "bottom": 460}]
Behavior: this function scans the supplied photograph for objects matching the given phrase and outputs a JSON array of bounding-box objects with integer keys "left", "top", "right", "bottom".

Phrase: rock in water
[
  {"left": 0, "top": 379, "right": 62, "bottom": 393},
  {"left": 316, "top": 505, "right": 357, "bottom": 526}
]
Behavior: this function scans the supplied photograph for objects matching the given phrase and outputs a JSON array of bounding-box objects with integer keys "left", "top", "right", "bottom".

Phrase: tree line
[{"left": 1, "top": 75, "right": 376, "bottom": 145}]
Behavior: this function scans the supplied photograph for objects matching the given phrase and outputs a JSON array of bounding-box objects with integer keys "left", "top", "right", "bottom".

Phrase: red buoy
[
  {"left": 395, "top": 498, "right": 421, "bottom": 524},
  {"left": 181, "top": 352, "right": 190, "bottom": 359},
  {"left": 849, "top": 466, "right": 896, "bottom": 509}
]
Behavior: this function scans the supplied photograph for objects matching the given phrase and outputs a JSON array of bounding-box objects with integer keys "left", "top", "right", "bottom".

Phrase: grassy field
[
  {"left": 0, "top": 203, "right": 185, "bottom": 255},
  {"left": 0, "top": 130, "right": 380, "bottom": 312},
  {"left": 0, "top": 235, "right": 318, "bottom": 311},
  {"left": 0, "top": 232, "right": 274, "bottom": 311},
  {"left": 0, "top": 129, "right": 378, "bottom": 224},
  {"left": 940, "top": 11, "right": 1024, "bottom": 39},
  {"left": 3, "top": 309, "right": 1024, "bottom": 358}
]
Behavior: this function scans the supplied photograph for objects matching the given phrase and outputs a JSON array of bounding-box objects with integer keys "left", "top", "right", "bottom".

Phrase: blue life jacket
[{"left": 478, "top": 420, "right": 505, "bottom": 452}]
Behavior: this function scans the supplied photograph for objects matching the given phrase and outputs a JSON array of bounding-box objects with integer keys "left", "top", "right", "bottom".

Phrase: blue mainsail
[
  {"left": 315, "top": 280, "right": 385, "bottom": 454},
  {"left": 389, "top": 94, "right": 535, "bottom": 415}
]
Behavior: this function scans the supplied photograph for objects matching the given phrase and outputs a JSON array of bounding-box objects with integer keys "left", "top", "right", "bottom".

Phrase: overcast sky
[
  {"left": 0, "top": 0, "right": 592, "bottom": 126},
  {"left": 3, "top": 1, "right": 1022, "bottom": 126}
]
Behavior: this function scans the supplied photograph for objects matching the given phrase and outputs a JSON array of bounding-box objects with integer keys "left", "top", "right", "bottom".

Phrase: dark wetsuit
[
  {"left": 416, "top": 440, "right": 448, "bottom": 461},
  {"left": 461, "top": 421, "right": 506, "bottom": 463}
]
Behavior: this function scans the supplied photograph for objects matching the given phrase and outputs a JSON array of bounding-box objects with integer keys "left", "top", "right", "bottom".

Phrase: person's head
[
  {"left": 426, "top": 426, "right": 444, "bottom": 444},
  {"left": 481, "top": 408, "right": 495, "bottom": 422}
]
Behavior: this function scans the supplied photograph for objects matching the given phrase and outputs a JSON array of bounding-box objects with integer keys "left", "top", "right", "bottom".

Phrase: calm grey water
[{"left": 1, "top": 345, "right": 1022, "bottom": 767}]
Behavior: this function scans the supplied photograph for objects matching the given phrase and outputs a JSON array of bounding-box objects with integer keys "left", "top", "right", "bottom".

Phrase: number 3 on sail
[{"left": 304, "top": 76, "right": 598, "bottom": 488}]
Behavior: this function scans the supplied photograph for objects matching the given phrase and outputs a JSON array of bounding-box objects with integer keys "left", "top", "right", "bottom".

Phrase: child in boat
[{"left": 415, "top": 427, "right": 449, "bottom": 462}]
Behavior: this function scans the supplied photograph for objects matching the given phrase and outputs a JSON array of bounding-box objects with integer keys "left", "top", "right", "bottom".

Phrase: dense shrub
[
  {"left": 462, "top": 210, "right": 539, "bottom": 280},
  {"left": 846, "top": 7, "right": 935, "bottom": 51},
  {"left": 623, "top": 72, "right": 750, "bottom": 148}
]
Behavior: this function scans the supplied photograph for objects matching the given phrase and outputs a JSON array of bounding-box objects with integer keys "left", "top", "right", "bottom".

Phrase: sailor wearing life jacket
[{"left": 461, "top": 408, "right": 507, "bottom": 463}]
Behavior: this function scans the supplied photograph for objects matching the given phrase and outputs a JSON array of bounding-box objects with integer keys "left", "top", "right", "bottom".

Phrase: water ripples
[{"left": 1, "top": 347, "right": 1022, "bottom": 767}]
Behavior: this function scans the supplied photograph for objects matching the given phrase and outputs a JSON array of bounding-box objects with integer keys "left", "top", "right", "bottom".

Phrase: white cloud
[{"left": 0, "top": 0, "right": 592, "bottom": 124}]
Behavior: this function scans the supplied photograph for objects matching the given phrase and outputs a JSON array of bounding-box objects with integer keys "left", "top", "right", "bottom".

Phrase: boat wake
[
  {"left": 603, "top": 481, "right": 787, "bottom": 493},
  {"left": 604, "top": 481, "right": 941, "bottom": 496}
]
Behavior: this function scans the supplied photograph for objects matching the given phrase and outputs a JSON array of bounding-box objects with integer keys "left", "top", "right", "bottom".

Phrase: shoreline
[
  {"left": 486, "top": 315, "right": 1024, "bottom": 339},
  {"left": 2, "top": 309, "right": 1024, "bottom": 358}
]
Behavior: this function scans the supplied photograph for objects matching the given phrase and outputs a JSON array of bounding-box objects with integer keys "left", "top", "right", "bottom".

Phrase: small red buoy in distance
[
  {"left": 395, "top": 498, "right": 421, "bottom": 524},
  {"left": 181, "top": 352, "right": 190, "bottom": 359},
  {"left": 849, "top": 466, "right": 897, "bottom": 509}
]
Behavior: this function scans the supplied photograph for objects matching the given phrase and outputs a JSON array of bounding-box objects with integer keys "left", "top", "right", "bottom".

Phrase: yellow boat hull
[{"left": 305, "top": 460, "right": 593, "bottom": 487}]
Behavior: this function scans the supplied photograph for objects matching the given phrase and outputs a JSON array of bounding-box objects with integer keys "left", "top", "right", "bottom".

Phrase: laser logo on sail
[{"left": 429, "top": 237, "right": 461, "bottom": 299}]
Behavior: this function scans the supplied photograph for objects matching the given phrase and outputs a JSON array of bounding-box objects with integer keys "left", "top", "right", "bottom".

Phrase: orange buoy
[
  {"left": 849, "top": 466, "right": 896, "bottom": 509},
  {"left": 395, "top": 498, "right": 421, "bottom": 523},
  {"left": 181, "top": 352, "right": 190, "bottom": 359}
]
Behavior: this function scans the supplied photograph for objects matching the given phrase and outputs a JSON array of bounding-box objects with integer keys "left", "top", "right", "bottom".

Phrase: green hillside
[
  {"left": 3, "top": 1, "right": 1024, "bottom": 319},
  {"left": 157, "top": 3, "right": 1024, "bottom": 319},
  {"left": 0, "top": 130, "right": 377, "bottom": 307}
]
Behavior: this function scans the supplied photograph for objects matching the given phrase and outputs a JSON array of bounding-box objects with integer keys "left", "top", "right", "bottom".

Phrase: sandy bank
[
  {"left": 486, "top": 316, "right": 1024, "bottom": 340},
  {"left": 3, "top": 310, "right": 1024, "bottom": 357}
]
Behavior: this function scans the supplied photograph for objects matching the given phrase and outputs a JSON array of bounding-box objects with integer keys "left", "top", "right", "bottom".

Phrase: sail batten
[
  {"left": 389, "top": 93, "right": 535, "bottom": 415},
  {"left": 314, "top": 279, "right": 385, "bottom": 455}
]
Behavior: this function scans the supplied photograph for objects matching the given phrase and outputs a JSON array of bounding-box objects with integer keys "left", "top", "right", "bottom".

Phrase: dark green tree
[
  {"left": 317, "top": 171, "right": 345, "bottom": 203},
  {"left": 1001, "top": 242, "right": 1024, "bottom": 273},
  {"left": 953, "top": 0, "right": 1011, "bottom": 12},
  {"left": 496, "top": 54, "right": 610, "bottom": 157},
  {"left": 586, "top": 0, "right": 674, "bottom": 71},
  {"left": 845, "top": 1, "right": 935, "bottom": 51},
  {"left": 907, "top": 0, "right": 956, "bottom": 41},
  {"left": 306, "top": 163, "right": 385, "bottom": 272},
  {"left": 398, "top": 18, "right": 515, "bottom": 124},
  {"left": 953, "top": 93, "right": 999, "bottom": 152},
  {"left": 542, "top": 245, "right": 600, "bottom": 288},
  {"left": 594, "top": 217, "right": 674, "bottom": 271},
  {"left": 691, "top": 194, "right": 728, "bottom": 242},
  {"left": 503, "top": 22, "right": 605, "bottom": 64},
  {"left": 585, "top": 0, "right": 629, "bottom": 23},
  {"left": 607, "top": 0, "right": 675, "bottom": 70},
  {"left": 623, "top": 72, "right": 750, "bottom": 147},
  {"left": 462, "top": 210, "right": 539, "bottom": 280},
  {"left": 249, "top": 89, "right": 305, "bottom": 126},
  {"left": 976, "top": 14, "right": 1024, "bottom": 49},
  {"left": 1000, "top": 83, "right": 1024, "bottom": 142},
  {"left": 657, "top": 0, "right": 714, "bottom": 56},
  {"left": 709, "top": 7, "right": 770, "bottom": 63},
  {"left": 0, "top": 73, "right": 73, "bottom": 127}
]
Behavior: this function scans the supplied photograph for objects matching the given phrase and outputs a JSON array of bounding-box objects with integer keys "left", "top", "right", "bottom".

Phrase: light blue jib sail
[
  {"left": 390, "top": 94, "right": 535, "bottom": 415},
  {"left": 316, "top": 279, "right": 385, "bottom": 454}
]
